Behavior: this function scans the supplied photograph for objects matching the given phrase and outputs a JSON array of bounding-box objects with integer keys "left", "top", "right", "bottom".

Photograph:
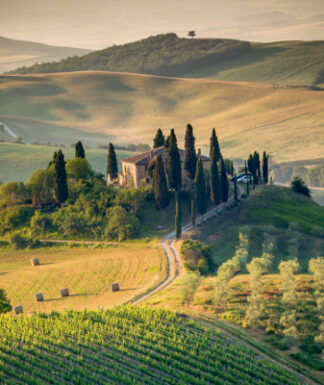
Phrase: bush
[
  {"left": 311, "top": 226, "right": 324, "bottom": 238},
  {"left": 291, "top": 177, "right": 310, "bottom": 197},
  {"left": 8, "top": 231, "right": 38, "bottom": 249},
  {"left": 104, "top": 206, "right": 141, "bottom": 241},
  {"left": 30, "top": 211, "right": 52, "bottom": 234},
  {"left": 0, "top": 205, "right": 34, "bottom": 234},
  {"left": 0, "top": 289, "right": 11, "bottom": 314},
  {"left": 181, "top": 240, "right": 213, "bottom": 275}
]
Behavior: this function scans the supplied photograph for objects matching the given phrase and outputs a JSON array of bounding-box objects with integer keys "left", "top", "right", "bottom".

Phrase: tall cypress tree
[
  {"left": 183, "top": 124, "right": 197, "bottom": 180},
  {"left": 195, "top": 156, "right": 207, "bottom": 220},
  {"left": 153, "top": 129, "right": 165, "bottom": 148},
  {"left": 253, "top": 151, "right": 260, "bottom": 184},
  {"left": 153, "top": 154, "right": 169, "bottom": 221},
  {"left": 220, "top": 158, "right": 229, "bottom": 202},
  {"left": 75, "top": 141, "right": 85, "bottom": 158},
  {"left": 166, "top": 129, "right": 182, "bottom": 192},
  {"left": 107, "top": 143, "right": 118, "bottom": 180},
  {"left": 210, "top": 128, "right": 221, "bottom": 161},
  {"left": 262, "top": 151, "right": 269, "bottom": 184},
  {"left": 247, "top": 154, "right": 254, "bottom": 174},
  {"left": 54, "top": 150, "right": 68, "bottom": 204},
  {"left": 166, "top": 129, "right": 182, "bottom": 238},
  {"left": 210, "top": 130, "right": 221, "bottom": 206}
]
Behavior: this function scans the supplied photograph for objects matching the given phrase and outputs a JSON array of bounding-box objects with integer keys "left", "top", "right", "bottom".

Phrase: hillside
[
  {"left": 8, "top": 34, "right": 324, "bottom": 86},
  {"left": 1, "top": 71, "right": 324, "bottom": 163},
  {"left": 0, "top": 143, "right": 136, "bottom": 182},
  {"left": 8, "top": 33, "right": 252, "bottom": 77},
  {"left": 0, "top": 36, "right": 91, "bottom": 74},
  {"left": 0, "top": 306, "right": 309, "bottom": 385}
]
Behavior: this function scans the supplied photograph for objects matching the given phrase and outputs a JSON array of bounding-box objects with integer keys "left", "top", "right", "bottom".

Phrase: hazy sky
[{"left": 1, "top": 0, "right": 324, "bottom": 49}]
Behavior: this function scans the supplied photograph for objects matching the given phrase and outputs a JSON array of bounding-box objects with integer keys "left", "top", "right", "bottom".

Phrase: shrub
[
  {"left": 104, "top": 206, "right": 141, "bottom": 241},
  {"left": 30, "top": 211, "right": 52, "bottom": 234},
  {"left": 0, "top": 205, "right": 34, "bottom": 234},
  {"left": 8, "top": 231, "right": 38, "bottom": 249},
  {"left": 0, "top": 289, "right": 11, "bottom": 314},
  {"left": 311, "top": 226, "right": 324, "bottom": 238},
  {"left": 291, "top": 177, "right": 310, "bottom": 197},
  {"left": 181, "top": 240, "right": 213, "bottom": 274}
]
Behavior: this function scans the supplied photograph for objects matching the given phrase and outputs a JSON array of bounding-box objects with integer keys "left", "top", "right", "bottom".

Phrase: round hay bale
[
  {"left": 60, "top": 288, "right": 69, "bottom": 297},
  {"left": 31, "top": 258, "right": 40, "bottom": 266},
  {"left": 14, "top": 305, "right": 23, "bottom": 315},
  {"left": 35, "top": 293, "right": 44, "bottom": 302},
  {"left": 111, "top": 283, "right": 120, "bottom": 292}
]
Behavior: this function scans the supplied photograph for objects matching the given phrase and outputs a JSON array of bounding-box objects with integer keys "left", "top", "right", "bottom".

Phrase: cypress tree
[
  {"left": 153, "top": 154, "right": 169, "bottom": 221},
  {"left": 234, "top": 177, "right": 238, "bottom": 202},
  {"left": 166, "top": 129, "right": 182, "bottom": 238},
  {"left": 107, "top": 143, "right": 118, "bottom": 180},
  {"left": 54, "top": 150, "right": 68, "bottom": 204},
  {"left": 166, "top": 129, "right": 182, "bottom": 192},
  {"left": 253, "top": 151, "right": 261, "bottom": 184},
  {"left": 184, "top": 124, "right": 197, "bottom": 180},
  {"left": 175, "top": 195, "right": 182, "bottom": 239},
  {"left": 220, "top": 158, "right": 229, "bottom": 202},
  {"left": 210, "top": 129, "right": 221, "bottom": 206},
  {"left": 230, "top": 160, "right": 234, "bottom": 177},
  {"left": 75, "top": 141, "right": 85, "bottom": 158},
  {"left": 153, "top": 129, "right": 165, "bottom": 148},
  {"left": 195, "top": 156, "right": 207, "bottom": 220},
  {"left": 247, "top": 154, "right": 254, "bottom": 174},
  {"left": 262, "top": 151, "right": 269, "bottom": 184}
]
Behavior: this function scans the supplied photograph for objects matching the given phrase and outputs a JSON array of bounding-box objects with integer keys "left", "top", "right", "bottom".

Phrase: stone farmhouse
[{"left": 116, "top": 145, "right": 210, "bottom": 188}]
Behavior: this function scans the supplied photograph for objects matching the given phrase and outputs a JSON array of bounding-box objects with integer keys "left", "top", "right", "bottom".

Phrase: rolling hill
[
  {"left": 0, "top": 71, "right": 324, "bottom": 163},
  {"left": 8, "top": 34, "right": 324, "bottom": 86},
  {"left": 0, "top": 36, "right": 91, "bottom": 74}
]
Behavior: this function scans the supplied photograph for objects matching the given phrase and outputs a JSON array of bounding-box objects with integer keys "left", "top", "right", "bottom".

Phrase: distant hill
[
  {"left": 0, "top": 36, "right": 91, "bottom": 73},
  {"left": 8, "top": 34, "right": 324, "bottom": 86},
  {"left": 8, "top": 33, "right": 252, "bottom": 76},
  {"left": 1, "top": 71, "right": 324, "bottom": 164}
]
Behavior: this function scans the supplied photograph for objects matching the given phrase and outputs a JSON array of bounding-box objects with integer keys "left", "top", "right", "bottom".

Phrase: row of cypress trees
[
  {"left": 247, "top": 150, "right": 269, "bottom": 185},
  {"left": 151, "top": 125, "right": 229, "bottom": 238}
]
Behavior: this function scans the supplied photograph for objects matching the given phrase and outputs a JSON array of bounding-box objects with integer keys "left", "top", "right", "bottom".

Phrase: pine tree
[
  {"left": 262, "top": 151, "right": 269, "bottom": 184},
  {"left": 210, "top": 128, "right": 221, "bottom": 161},
  {"left": 153, "top": 129, "right": 165, "bottom": 148},
  {"left": 220, "top": 158, "right": 229, "bottom": 202},
  {"left": 153, "top": 154, "right": 169, "bottom": 221},
  {"left": 54, "top": 150, "right": 68, "bottom": 204},
  {"left": 183, "top": 124, "right": 197, "bottom": 180},
  {"left": 107, "top": 143, "right": 118, "bottom": 180},
  {"left": 195, "top": 156, "right": 207, "bottom": 220},
  {"left": 210, "top": 130, "right": 221, "bottom": 206},
  {"left": 75, "top": 141, "right": 85, "bottom": 158}
]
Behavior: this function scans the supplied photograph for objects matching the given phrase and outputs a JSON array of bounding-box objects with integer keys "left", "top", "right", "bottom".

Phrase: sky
[{"left": 1, "top": 0, "right": 324, "bottom": 49}]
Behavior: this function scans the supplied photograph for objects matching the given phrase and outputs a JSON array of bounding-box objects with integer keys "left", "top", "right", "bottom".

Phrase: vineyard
[{"left": 0, "top": 306, "right": 308, "bottom": 385}]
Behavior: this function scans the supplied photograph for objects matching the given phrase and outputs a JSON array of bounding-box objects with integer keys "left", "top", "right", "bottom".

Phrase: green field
[
  {"left": 0, "top": 306, "right": 309, "bottom": 385},
  {"left": 1, "top": 71, "right": 324, "bottom": 164},
  {"left": 0, "top": 142, "right": 136, "bottom": 182}
]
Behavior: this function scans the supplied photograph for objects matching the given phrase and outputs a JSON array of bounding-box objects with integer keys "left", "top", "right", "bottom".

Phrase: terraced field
[{"left": 0, "top": 306, "right": 309, "bottom": 385}]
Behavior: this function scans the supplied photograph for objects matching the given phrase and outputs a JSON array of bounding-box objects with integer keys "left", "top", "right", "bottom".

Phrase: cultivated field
[
  {"left": 0, "top": 71, "right": 323, "bottom": 163},
  {"left": 0, "top": 243, "right": 166, "bottom": 313},
  {"left": 0, "top": 142, "right": 136, "bottom": 182}
]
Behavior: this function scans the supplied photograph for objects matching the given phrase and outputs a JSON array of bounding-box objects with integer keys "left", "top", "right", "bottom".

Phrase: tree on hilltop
[
  {"left": 291, "top": 176, "right": 310, "bottom": 197},
  {"left": 107, "top": 143, "right": 118, "bottom": 181},
  {"left": 153, "top": 129, "right": 165, "bottom": 148},
  {"left": 75, "top": 141, "right": 85, "bottom": 158},
  {"left": 188, "top": 31, "right": 196, "bottom": 39}
]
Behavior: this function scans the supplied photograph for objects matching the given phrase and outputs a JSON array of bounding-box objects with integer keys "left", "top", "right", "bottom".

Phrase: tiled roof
[{"left": 121, "top": 146, "right": 210, "bottom": 165}]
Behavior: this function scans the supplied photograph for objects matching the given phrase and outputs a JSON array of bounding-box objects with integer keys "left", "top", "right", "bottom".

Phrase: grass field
[
  {"left": 0, "top": 71, "right": 323, "bottom": 164},
  {"left": 185, "top": 41, "right": 324, "bottom": 86},
  {"left": 0, "top": 142, "right": 136, "bottom": 182},
  {"left": 0, "top": 243, "right": 166, "bottom": 314},
  {"left": 0, "top": 306, "right": 310, "bottom": 385}
]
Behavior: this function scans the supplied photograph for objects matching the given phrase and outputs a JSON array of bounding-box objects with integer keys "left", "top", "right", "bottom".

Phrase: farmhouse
[{"left": 117, "top": 145, "right": 210, "bottom": 188}]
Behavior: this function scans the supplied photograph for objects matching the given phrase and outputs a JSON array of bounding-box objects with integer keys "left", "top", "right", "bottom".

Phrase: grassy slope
[
  {"left": 0, "top": 72, "right": 324, "bottom": 163},
  {"left": 186, "top": 41, "right": 324, "bottom": 86},
  {"left": 0, "top": 143, "right": 136, "bottom": 182},
  {"left": 0, "top": 243, "right": 166, "bottom": 314}
]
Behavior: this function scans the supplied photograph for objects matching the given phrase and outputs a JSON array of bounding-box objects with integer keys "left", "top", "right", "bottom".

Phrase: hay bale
[
  {"left": 111, "top": 283, "right": 120, "bottom": 292},
  {"left": 31, "top": 258, "right": 40, "bottom": 266},
  {"left": 60, "top": 288, "right": 69, "bottom": 297},
  {"left": 35, "top": 293, "right": 44, "bottom": 302},
  {"left": 14, "top": 305, "right": 23, "bottom": 315}
]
